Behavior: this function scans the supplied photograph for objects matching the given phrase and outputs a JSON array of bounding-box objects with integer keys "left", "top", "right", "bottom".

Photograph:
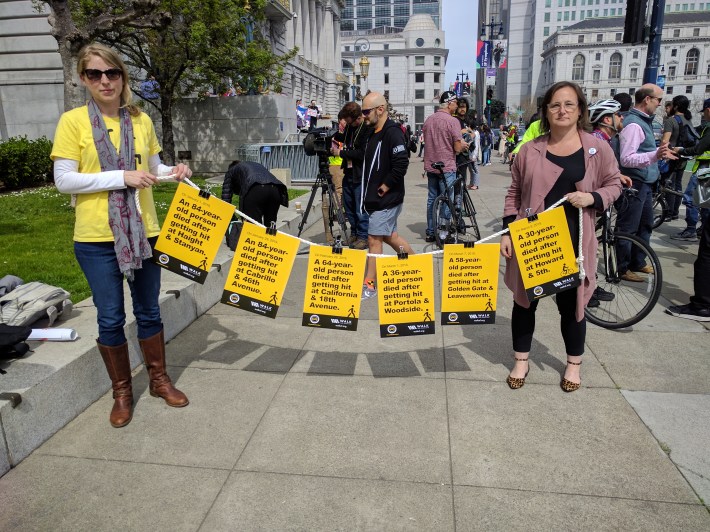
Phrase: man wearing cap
[
  {"left": 667, "top": 97, "right": 710, "bottom": 322},
  {"left": 422, "top": 91, "right": 464, "bottom": 243}
]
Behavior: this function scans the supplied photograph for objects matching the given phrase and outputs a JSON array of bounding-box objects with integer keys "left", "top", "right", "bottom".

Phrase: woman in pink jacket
[{"left": 500, "top": 81, "right": 622, "bottom": 392}]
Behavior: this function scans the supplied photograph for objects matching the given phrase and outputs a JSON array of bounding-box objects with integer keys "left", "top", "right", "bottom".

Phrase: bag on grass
[{"left": 0, "top": 282, "right": 72, "bottom": 327}]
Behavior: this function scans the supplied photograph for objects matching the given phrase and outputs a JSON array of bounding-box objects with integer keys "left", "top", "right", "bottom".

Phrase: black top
[
  {"left": 362, "top": 119, "right": 409, "bottom": 212},
  {"left": 221, "top": 161, "right": 288, "bottom": 212},
  {"left": 546, "top": 148, "right": 585, "bottom": 251}
]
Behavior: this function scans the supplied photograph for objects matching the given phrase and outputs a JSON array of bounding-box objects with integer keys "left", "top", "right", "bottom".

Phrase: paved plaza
[{"left": 0, "top": 157, "right": 709, "bottom": 530}]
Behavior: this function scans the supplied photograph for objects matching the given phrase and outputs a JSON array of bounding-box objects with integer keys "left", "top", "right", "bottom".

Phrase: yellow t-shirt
[{"left": 51, "top": 106, "right": 162, "bottom": 242}]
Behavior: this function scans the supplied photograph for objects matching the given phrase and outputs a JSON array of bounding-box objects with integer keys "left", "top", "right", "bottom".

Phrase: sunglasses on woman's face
[{"left": 83, "top": 68, "right": 123, "bottom": 82}]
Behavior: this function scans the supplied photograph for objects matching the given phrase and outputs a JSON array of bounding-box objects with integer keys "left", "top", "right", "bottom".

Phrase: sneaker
[
  {"left": 425, "top": 235, "right": 436, "bottom": 243},
  {"left": 670, "top": 228, "right": 698, "bottom": 241},
  {"left": 593, "top": 286, "right": 615, "bottom": 301},
  {"left": 666, "top": 303, "right": 710, "bottom": 322},
  {"left": 350, "top": 238, "right": 369, "bottom": 250},
  {"left": 632, "top": 265, "right": 654, "bottom": 275},
  {"left": 586, "top": 296, "right": 600, "bottom": 308},
  {"left": 346, "top": 234, "right": 358, "bottom": 246},
  {"left": 361, "top": 286, "right": 377, "bottom": 300},
  {"left": 621, "top": 271, "right": 644, "bottom": 282}
]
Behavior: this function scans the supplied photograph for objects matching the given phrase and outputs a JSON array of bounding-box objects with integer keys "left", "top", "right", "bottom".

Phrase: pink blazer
[{"left": 503, "top": 131, "right": 623, "bottom": 321}]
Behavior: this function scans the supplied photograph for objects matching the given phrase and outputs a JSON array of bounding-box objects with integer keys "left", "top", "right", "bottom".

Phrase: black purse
[{"left": 225, "top": 219, "right": 243, "bottom": 251}]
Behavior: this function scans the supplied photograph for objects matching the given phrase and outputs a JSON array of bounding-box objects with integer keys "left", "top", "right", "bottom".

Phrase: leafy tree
[
  {"left": 40, "top": 0, "right": 170, "bottom": 111},
  {"left": 98, "top": 0, "right": 297, "bottom": 163}
]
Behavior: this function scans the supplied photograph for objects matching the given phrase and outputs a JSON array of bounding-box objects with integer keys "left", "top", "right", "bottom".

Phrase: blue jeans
[
  {"left": 74, "top": 237, "right": 162, "bottom": 346},
  {"left": 470, "top": 160, "right": 480, "bottom": 187},
  {"left": 342, "top": 174, "right": 369, "bottom": 240},
  {"left": 482, "top": 147, "right": 491, "bottom": 165},
  {"left": 426, "top": 170, "right": 456, "bottom": 236},
  {"left": 682, "top": 171, "right": 710, "bottom": 229},
  {"left": 616, "top": 179, "right": 654, "bottom": 273}
]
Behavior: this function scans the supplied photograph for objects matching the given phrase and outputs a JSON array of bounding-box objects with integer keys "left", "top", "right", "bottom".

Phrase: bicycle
[
  {"left": 584, "top": 188, "right": 663, "bottom": 329},
  {"left": 430, "top": 161, "right": 481, "bottom": 249},
  {"left": 652, "top": 172, "right": 685, "bottom": 229}
]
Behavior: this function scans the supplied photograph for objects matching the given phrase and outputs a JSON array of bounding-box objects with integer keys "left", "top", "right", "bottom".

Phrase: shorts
[{"left": 367, "top": 204, "right": 402, "bottom": 236}]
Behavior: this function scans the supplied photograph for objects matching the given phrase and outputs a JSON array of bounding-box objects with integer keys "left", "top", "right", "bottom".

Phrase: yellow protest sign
[
  {"left": 221, "top": 223, "right": 299, "bottom": 318},
  {"left": 509, "top": 206, "right": 580, "bottom": 301},
  {"left": 377, "top": 254, "right": 435, "bottom": 337},
  {"left": 153, "top": 183, "right": 234, "bottom": 284},
  {"left": 441, "top": 243, "right": 500, "bottom": 324},
  {"left": 302, "top": 246, "right": 367, "bottom": 331}
]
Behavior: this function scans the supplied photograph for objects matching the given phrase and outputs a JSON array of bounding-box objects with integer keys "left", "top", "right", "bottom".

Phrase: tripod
[{"left": 297, "top": 156, "right": 350, "bottom": 243}]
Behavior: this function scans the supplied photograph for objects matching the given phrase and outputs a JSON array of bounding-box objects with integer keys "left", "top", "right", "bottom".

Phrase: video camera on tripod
[{"left": 302, "top": 126, "right": 339, "bottom": 158}]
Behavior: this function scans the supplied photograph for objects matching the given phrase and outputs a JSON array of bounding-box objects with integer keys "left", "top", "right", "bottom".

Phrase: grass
[{"left": 0, "top": 178, "right": 306, "bottom": 303}]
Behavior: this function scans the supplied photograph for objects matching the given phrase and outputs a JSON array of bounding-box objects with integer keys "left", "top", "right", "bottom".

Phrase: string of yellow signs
[{"left": 152, "top": 182, "right": 582, "bottom": 338}]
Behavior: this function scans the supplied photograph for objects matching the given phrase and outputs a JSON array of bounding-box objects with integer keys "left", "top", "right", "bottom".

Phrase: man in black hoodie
[{"left": 360, "top": 91, "right": 414, "bottom": 299}]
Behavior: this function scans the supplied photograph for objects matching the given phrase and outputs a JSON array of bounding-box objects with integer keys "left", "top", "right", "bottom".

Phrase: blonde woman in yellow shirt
[{"left": 51, "top": 43, "right": 192, "bottom": 428}]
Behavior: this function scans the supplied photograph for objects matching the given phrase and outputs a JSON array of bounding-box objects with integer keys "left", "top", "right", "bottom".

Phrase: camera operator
[{"left": 332, "top": 102, "right": 372, "bottom": 250}]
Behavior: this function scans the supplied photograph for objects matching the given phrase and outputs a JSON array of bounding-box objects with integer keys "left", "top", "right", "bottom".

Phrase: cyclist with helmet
[{"left": 589, "top": 99, "right": 624, "bottom": 144}]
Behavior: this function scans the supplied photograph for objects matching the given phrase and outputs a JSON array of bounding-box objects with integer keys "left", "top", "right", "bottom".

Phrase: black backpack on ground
[{"left": 0, "top": 323, "right": 32, "bottom": 374}]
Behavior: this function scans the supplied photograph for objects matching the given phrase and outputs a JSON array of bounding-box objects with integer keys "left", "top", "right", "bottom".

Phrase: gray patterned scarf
[{"left": 87, "top": 99, "right": 152, "bottom": 281}]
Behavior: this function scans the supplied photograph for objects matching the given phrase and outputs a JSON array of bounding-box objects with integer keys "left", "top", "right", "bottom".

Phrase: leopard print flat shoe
[
  {"left": 506, "top": 357, "right": 529, "bottom": 390},
  {"left": 560, "top": 360, "right": 582, "bottom": 392}
]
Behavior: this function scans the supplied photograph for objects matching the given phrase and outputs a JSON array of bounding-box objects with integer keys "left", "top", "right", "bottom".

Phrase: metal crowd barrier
[{"left": 236, "top": 141, "right": 319, "bottom": 183}]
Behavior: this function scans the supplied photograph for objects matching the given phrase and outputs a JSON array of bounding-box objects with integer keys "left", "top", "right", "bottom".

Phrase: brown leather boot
[
  {"left": 97, "top": 341, "right": 133, "bottom": 428},
  {"left": 139, "top": 329, "right": 189, "bottom": 407}
]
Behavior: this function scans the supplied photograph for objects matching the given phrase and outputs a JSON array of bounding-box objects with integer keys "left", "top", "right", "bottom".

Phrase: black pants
[
  {"left": 511, "top": 288, "right": 586, "bottom": 356},
  {"left": 691, "top": 217, "right": 710, "bottom": 309},
  {"left": 241, "top": 184, "right": 281, "bottom": 227}
]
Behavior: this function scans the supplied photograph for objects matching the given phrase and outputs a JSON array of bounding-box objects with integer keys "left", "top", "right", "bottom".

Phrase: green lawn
[{"left": 0, "top": 179, "right": 306, "bottom": 303}]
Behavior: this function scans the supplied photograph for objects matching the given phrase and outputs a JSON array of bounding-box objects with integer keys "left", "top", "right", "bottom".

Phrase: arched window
[
  {"left": 609, "top": 52, "right": 622, "bottom": 80},
  {"left": 572, "top": 54, "right": 585, "bottom": 81},
  {"left": 684, "top": 48, "right": 699, "bottom": 76}
]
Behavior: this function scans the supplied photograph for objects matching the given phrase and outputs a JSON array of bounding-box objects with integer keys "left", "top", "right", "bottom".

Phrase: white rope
[{"left": 149, "top": 179, "right": 585, "bottom": 272}]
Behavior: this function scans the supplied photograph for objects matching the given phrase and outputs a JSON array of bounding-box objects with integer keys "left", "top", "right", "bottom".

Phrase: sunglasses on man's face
[
  {"left": 83, "top": 68, "right": 123, "bottom": 82},
  {"left": 362, "top": 105, "right": 382, "bottom": 116}
]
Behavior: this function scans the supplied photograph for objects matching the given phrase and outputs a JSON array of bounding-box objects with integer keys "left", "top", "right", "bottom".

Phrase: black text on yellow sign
[
  {"left": 302, "top": 246, "right": 367, "bottom": 331},
  {"left": 377, "top": 254, "right": 436, "bottom": 337},
  {"left": 509, "top": 206, "right": 580, "bottom": 301},
  {"left": 153, "top": 183, "right": 234, "bottom": 284},
  {"left": 441, "top": 243, "right": 500, "bottom": 325},
  {"left": 221, "top": 223, "right": 299, "bottom": 318}
]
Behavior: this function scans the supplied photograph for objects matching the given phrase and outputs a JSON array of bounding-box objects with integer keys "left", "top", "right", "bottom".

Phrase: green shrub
[{"left": 0, "top": 135, "right": 53, "bottom": 190}]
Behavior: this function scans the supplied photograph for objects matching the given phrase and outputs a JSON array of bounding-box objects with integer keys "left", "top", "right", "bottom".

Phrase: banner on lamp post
[{"left": 476, "top": 40, "right": 491, "bottom": 69}]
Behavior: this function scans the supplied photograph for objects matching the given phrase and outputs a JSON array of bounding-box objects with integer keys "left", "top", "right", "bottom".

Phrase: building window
[
  {"left": 615, "top": 32, "right": 622, "bottom": 40},
  {"left": 595, "top": 52, "right": 601, "bottom": 60},
  {"left": 384, "top": 44, "right": 389, "bottom": 50},
  {"left": 434, "top": 73, "right": 440, "bottom": 83},
  {"left": 686, "top": 85, "right": 693, "bottom": 94},
  {"left": 673, "top": 28, "right": 680, "bottom": 37},
  {"left": 344, "top": 46, "right": 350, "bottom": 52},
  {"left": 557, "top": 11, "right": 562, "bottom": 20},
  {"left": 685, "top": 48, "right": 699, "bottom": 76},
  {"left": 384, "top": 90, "right": 389, "bottom": 100},
  {"left": 572, "top": 54, "right": 585, "bottom": 81},
  {"left": 592, "top": 89, "right": 599, "bottom": 97},
  {"left": 629, "top": 88, "right": 635, "bottom": 96},
  {"left": 544, "top": 26, "right": 550, "bottom": 36},
  {"left": 384, "top": 73, "right": 389, "bottom": 84},
  {"left": 667, "top": 86, "right": 674, "bottom": 94},
  {"left": 415, "top": 72, "right": 424, "bottom": 83},
  {"left": 707, "top": 63, "right": 710, "bottom": 76},
  {"left": 564, "top": 11, "right": 569, "bottom": 20},
  {"left": 434, "top": 38, "right": 441, "bottom": 47},
  {"left": 630, "top": 67, "right": 638, "bottom": 81},
  {"left": 415, "top": 56, "right": 425, "bottom": 66},
  {"left": 693, "top": 28, "right": 700, "bottom": 36},
  {"left": 596, "top": 33, "right": 603, "bottom": 42},
  {"left": 433, "top": 88, "right": 440, "bottom": 98},
  {"left": 671, "top": 48, "right": 677, "bottom": 57},
  {"left": 593, "top": 69, "right": 601, "bottom": 82},
  {"left": 706, "top": 84, "right": 710, "bottom": 93},
  {"left": 415, "top": 38, "right": 424, "bottom": 47},
  {"left": 633, "top": 50, "right": 639, "bottom": 59},
  {"left": 610, "top": 88, "right": 616, "bottom": 96},
  {"left": 578, "top": 34, "right": 584, "bottom": 43},
  {"left": 545, "top": 12, "right": 551, "bottom": 21},
  {"left": 609, "top": 52, "right": 622, "bottom": 80},
  {"left": 668, "top": 65, "right": 676, "bottom": 80},
  {"left": 434, "top": 56, "right": 441, "bottom": 66},
  {"left": 415, "top": 89, "right": 425, "bottom": 99},
  {"left": 546, "top": 0, "right": 551, "bottom": 6},
  {"left": 384, "top": 57, "right": 389, "bottom": 68}
]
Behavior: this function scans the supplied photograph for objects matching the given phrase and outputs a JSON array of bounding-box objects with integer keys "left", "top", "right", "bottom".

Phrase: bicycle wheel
[
  {"left": 433, "top": 195, "right": 456, "bottom": 248},
  {"left": 459, "top": 189, "right": 481, "bottom": 242},
  {"left": 652, "top": 193, "right": 668, "bottom": 229},
  {"left": 584, "top": 231, "right": 662, "bottom": 329}
]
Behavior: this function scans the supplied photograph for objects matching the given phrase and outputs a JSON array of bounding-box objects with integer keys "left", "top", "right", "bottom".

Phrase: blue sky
[{"left": 443, "top": 0, "right": 479, "bottom": 86}]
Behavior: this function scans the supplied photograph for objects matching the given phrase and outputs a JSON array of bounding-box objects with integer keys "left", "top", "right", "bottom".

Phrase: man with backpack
[
  {"left": 661, "top": 96, "right": 698, "bottom": 225},
  {"left": 667, "top": 98, "right": 710, "bottom": 322}
]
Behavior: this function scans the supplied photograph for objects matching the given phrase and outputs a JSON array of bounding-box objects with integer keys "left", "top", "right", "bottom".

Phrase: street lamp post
[
  {"left": 480, "top": 18, "right": 505, "bottom": 126},
  {"left": 455, "top": 71, "right": 469, "bottom": 98},
  {"left": 351, "top": 37, "right": 370, "bottom": 101}
]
